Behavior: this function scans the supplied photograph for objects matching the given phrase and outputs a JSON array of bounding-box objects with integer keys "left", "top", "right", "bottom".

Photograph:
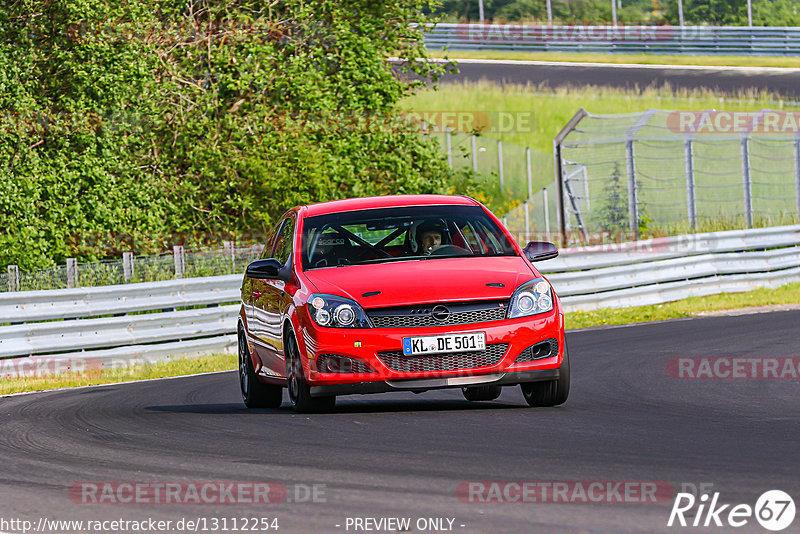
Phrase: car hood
[{"left": 303, "top": 256, "right": 538, "bottom": 309}]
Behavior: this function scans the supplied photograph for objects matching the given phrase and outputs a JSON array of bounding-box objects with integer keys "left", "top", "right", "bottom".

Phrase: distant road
[{"left": 435, "top": 58, "right": 800, "bottom": 98}]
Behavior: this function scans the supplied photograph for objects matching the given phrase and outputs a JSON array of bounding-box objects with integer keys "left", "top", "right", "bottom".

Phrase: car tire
[
  {"left": 462, "top": 385, "right": 502, "bottom": 402},
  {"left": 239, "top": 328, "right": 283, "bottom": 409},
  {"left": 285, "top": 331, "right": 336, "bottom": 414},
  {"left": 520, "top": 342, "right": 570, "bottom": 407}
]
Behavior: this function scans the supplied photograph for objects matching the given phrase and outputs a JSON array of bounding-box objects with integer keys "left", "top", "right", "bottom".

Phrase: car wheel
[
  {"left": 520, "top": 342, "right": 570, "bottom": 407},
  {"left": 285, "top": 332, "right": 336, "bottom": 413},
  {"left": 462, "top": 385, "right": 502, "bottom": 402},
  {"left": 239, "top": 328, "right": 283, "bottom": 409}
]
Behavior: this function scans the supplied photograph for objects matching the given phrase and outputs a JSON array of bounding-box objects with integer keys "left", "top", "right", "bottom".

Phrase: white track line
[
  {"left": 394, "top": 56, "right": 800, "bottom": 74},
  {"left": 0, "top": 369, "right": 234, "bottom": 399}
]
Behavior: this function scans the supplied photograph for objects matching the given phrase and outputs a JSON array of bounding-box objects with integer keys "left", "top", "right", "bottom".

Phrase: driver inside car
[{"left": 415, "top": 220, "right": 448, "bottom": 255}]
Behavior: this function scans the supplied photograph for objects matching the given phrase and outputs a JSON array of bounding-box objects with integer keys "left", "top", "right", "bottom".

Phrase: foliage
[
  {"left": 1, "top": 0, "right": 471, "bottom": 269},
  {"left": 597, "top": 162, "right": 629, "bottom": 235}
]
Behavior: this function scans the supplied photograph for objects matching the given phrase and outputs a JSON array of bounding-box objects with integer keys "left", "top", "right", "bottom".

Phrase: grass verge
[
  {"left": 2, "top": 283, "right": 799, "bottom": 396},
  {"left": 428, "top": 49, "right": 800, "bottom": 69},
  {"left": 566, "top": 282, "right": 800, "bottom": 329},
  {"left": 0, "top": 353, "right": 236, "bottom": 396}
]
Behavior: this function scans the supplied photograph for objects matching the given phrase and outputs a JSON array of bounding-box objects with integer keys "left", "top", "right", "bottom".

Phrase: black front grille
[
  {"left": 377, "top": 343, "right": 508, "bottom": 373},
  {"left": 316, "top": 354, "right": 373, "bottom": 374},
  {"left": 367, "top": 301, "right": 507, "bottom": 328},
  {"left": 515, "top": 339, "right": 558, "bottom": 363}
]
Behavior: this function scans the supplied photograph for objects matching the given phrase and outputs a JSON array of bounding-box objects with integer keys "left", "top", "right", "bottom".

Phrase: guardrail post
[
  {"left": 7, "top": 265, "right": 19, "bottom": 292},
  {"left": 794, "top": 136, "right": 800, "bottom": 216},
  {"left": 66, "top": 258, "right": 78, "bottom": 288},
  {"left": 471, "top": 134, "right": 478, "bottom": 172},
  {"left": 445, "top": 126, "right": 453, "bottom": 167},
  {"left": 684, "top": 139, "right": 697, "bottom": 231},
  {"left": 625, "top": 139, "right": 639, "bottom": 239},
  {"left": 173, "top": 245, "right": 185, "bottom": 278},
  {"left": 498, "top": 140, "right": 504, "bottom": 191},
  {"left": 122, "top": 252, "right": 134, "bottom": 282},
  {"left": 741, "top": 136, "right": 753, "bottom": 229}
]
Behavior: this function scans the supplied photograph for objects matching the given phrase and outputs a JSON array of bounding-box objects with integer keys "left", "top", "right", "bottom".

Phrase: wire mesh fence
[
  {"left": 3, "top": 245, "right": 263, "bottom": 293},
  {"left": 556, "top": 109, "right": 800, "bottom": 245},
  {"left": 425, "top": 125, "right": 555, "bottom": 238}
]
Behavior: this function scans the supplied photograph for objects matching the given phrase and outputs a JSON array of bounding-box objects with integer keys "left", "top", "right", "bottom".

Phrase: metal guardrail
[
  {"left": 1, "top": 225, "right": 799, "bottom": 370},
  {"left": 423, "top": 23, "right": 800, "bottom": 56}
]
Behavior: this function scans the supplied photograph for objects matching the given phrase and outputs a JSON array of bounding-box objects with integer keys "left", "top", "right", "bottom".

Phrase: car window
[
  {"left": 301, "top": 205, "right": 516, "bottom": 270},
  {"left": 272, "top": 217, "right": 295, "bottom": 265}
]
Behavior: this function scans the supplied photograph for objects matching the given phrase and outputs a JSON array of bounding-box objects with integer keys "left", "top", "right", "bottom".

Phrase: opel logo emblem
[{"left": 431, "top": 305, "right": 450, "bottom": 322}]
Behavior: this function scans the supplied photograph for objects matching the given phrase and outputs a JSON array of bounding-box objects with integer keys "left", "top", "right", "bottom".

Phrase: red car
[{"left": 238, "top": 195, "right": 569, "bottom": 412}]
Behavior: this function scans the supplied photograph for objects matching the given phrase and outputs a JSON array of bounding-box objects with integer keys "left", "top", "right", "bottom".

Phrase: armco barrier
[
  {"left": 1, "top": 225, "right": 799, "bottom": 371},
  {"left": 422, "top": 23, "right": 800, "bottom": 56}
]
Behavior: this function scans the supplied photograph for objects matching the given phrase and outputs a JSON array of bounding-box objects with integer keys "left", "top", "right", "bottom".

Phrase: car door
[{"left": 250, "top": 215, "right": 294, "bottom": 376}]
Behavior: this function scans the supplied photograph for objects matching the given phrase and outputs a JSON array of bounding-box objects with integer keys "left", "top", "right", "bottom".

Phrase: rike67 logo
[{"left": 668, "top": 490, "right": 796, "bottom": 531}]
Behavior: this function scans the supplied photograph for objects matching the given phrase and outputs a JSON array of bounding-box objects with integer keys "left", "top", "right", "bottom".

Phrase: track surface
[
  {"left": 439, "top": 59, "right": 800, "bottom": 98},
  {"left": 1, "top": 311, "right": 799, "bottom": 533}
]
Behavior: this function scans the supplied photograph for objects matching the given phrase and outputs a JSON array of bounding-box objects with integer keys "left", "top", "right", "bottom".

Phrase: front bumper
[
  {"left": 298, "top": 308, "right": 564, "bottom": 395},
  {"left": 309, "top": 369, "right": 560, "bottom": 397}
]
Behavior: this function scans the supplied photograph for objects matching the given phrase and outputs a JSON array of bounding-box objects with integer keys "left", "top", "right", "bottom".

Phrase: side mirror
[
  {"left": 245, "top": 258, "right": 287, "bottom": 280},
  {"left": 523, "top": 241, "right": 558, "bottom": 262}
]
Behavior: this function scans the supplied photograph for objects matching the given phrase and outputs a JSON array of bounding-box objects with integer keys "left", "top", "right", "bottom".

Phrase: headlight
[
  {"left": 508, "top": 278, "right": 554, "bottom": 318},
  {"left": 308, "top": 294, "right": 371, "bottom": 328}
]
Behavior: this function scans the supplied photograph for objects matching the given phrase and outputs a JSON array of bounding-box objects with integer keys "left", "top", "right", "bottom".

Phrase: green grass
[
  {"left": 428, "top": 49, "right": 800, "bottom": 69},
  {"left": 0, "top": 353, "right": 236, "bottom": 396},
  {"left": 566, "top": 282, "right": 800, "bottom": 329}
]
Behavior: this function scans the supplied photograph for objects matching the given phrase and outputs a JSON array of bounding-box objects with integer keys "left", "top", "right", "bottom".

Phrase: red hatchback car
[{"left": 238, "top": 195, "right": 569, "bottom": 412}]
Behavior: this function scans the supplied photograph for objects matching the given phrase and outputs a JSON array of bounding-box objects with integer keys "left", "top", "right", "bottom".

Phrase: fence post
[
  {"left": 122, "top": 252, "right": 134, "bottom": 282},
  {"left": 7, "top": 265, "right": 19, "bottom": 292},
  {"left": 525, "top": 147, "right": 533, "bottom": 201},
  {"left": 66, "top": 258, "right": 78, "bottom": 288},
  {"left": 445, "top": 126, "right": 453, "bottom": 168},
  {"left": 498, "top": 140, "right": 504, "bottom": 191},
  {"left": 223, "top": 240, "right": 235, "bottom": 268},
  {"left": 523, "top": 200, "right": 530, "bottom": 241},
  {"left": 794, "top": 136, "right": 800, "bottom": 216},
  {"left": 741, "top": 136, "right": 753, "bottom": 229},
  {"left": 684, "top": 139, "right": 697, "bottom": 231},
  {"left": 174, "top": 245, "right": 185, "bottom": 278},
  {"left": 543, "top": 187, "right": 551, "bottom": 242},
  {"left": 471, "top": 135, "right": 478, "bottom": 172},
  {"left": 625, "top": 139, "right": 639, "bottom": 239}
]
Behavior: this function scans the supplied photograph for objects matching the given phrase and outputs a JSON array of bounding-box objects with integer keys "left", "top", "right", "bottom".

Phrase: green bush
[{"left": 1, "top": 0, "right": 477, "bottom": 269}]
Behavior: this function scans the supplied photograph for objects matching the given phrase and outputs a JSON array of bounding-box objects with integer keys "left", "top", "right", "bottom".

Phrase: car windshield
[{"left": 301, "top": 205, "right": 517, "bottom": 270}]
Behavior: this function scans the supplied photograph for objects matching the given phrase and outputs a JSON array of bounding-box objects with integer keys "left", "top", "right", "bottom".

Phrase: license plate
[{"left": 402, "top": 332, "right": 486, "bottom": 356}]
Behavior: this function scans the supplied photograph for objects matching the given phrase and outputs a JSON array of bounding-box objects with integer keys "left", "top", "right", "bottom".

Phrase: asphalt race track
[
  {"left": 437, "top": 59, "right": 800, "bottom": 98},
  {"left": 1, "top": 310, "right": 799, "bottom": 533}
]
